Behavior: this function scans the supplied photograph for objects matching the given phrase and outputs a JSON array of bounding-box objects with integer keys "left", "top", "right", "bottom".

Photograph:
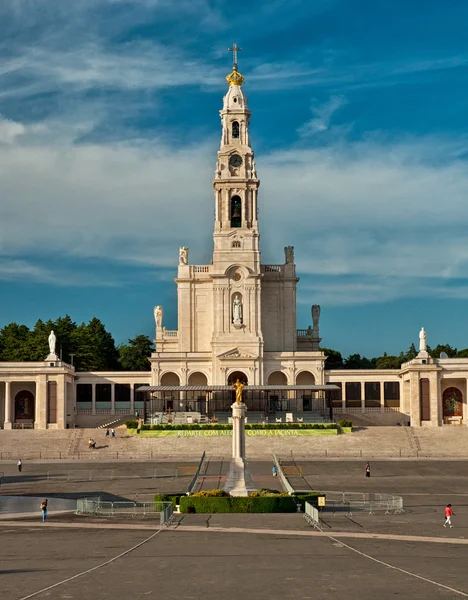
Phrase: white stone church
[{"left": 0, "top": 56, "right": 467, "bottom": 429}]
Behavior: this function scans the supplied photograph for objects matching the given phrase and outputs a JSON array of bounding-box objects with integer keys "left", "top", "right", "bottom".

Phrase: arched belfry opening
[
  {"left": 230, "top": 195, "right": 242, "bottom": 228},
  {"left": 232, "top": 121, "right": 239, "bottom": 139}
]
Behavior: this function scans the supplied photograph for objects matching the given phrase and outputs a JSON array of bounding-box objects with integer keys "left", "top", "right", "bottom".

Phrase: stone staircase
[{"left": 0, "top": 426, "right": 468, "bottom": 460}]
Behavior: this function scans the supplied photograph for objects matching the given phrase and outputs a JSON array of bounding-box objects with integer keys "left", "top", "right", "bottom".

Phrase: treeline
[
  {"left": 323, "top": 343, "right": 468, "bottom": 370},
  {"left": 0, "top": 316, "right": 153, "bottom": 371},
  {"left": 1, "top": 316, "right": 467, "bottom": 372}
]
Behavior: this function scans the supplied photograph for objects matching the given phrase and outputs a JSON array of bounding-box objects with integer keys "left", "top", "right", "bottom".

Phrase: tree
[
  {"left": 343, "top": 354, "right": 376, "bottom": 369},
  {"left": 26, "top": 319, "right": 53, "bottom": 361},
  {"left": 429, "top": 344, "right": 458, "bottom": 359},
  {"left": 0, "top": 323, "right": 31, "bottom": 361},
  {"left": 404, "top": 343, "right": 418, "bottom": 361},
  {"left": 375, "top": 352, "right": 402, "bottom": 369},
  {"left": 72, "top": 318, "right": 120, "bottom": 371},
  {"left": 321, "top": 348, "right": 344, "bottom": 370},
  {"left": 118, "top": 335, "right": 153, "bottom": 371}
]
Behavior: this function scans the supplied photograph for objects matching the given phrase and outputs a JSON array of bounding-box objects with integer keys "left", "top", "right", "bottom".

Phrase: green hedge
[
  {"left": 179, "top": 496, "right": 298, "bottom": 513},
  {"left": 125, "top": 420, "right": 138, "bottom": 429},
  {"left": 129, "top": 422, "right": 337, "bottom": 431},
  {"left": 338, "top": 419, "right": 352, "bottom": 428},
  {"left": 154, "top": 493, "right": 186, "bottom": 509}
]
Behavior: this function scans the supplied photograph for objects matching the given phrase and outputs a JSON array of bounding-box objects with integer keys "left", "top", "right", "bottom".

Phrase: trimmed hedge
[
  {"left": 129, "top": 422, "right": 337, "bottom": 431},
  {"left": 338, "top": 419, "right": 352, "bottom": 428},
  {"left": 179, "top": 496, "right": 298, "bottom": 513},
  {"left": 154, "top": 493, "right": 185, "bottom": 509}
]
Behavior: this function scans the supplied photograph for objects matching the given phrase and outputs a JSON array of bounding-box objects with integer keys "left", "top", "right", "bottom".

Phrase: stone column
[
  {"left": 380, "top": 381, "right": 385, "bottom": 413},
  {"left": 35, "top": 375, "right": 48, "bottom": 429},
  {"left": 111, "top": 383, "right": 115, "bottom": 415},
  {"left": 4, "top": 381, "right": 12, "bottom": 429},
  {"left": 56, "top": 377, "right": 66, "bottom": 429},
  {"left": 409, "top": 372, "right": 421, "bottom": 427},
  {"left": 224, "top": 401, "right": 256, "bottom": 497},
  {"left": 361, "top": 382, "right": 365, "bottom": 413},
  {"left": 130, "top": 383, "right": 135, "bottom": 414},
  {"left": 91, "top": 383, "right": 96, "bottom": 415}
]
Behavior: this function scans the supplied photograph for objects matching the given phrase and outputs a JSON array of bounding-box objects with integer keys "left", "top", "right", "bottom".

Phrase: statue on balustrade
[
  {"left": 284, "top": 246, "right": 294, "bottom": 264},
  {"left": 154, "top": 306, "right": 163, "bottom": 329},
  {"left": 179, "top": 246, "right": 189, "bottom": 265}
]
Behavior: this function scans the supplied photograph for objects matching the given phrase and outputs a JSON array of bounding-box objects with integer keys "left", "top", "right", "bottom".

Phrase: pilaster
[
  {"left": 4, "top": 381, "right": 12, "bottom": 429},
  {"left": 35, "top": 375, "right": 47, "bottom": 429}
]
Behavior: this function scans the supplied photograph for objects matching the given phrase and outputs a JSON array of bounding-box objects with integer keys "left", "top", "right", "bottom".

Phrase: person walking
[
  {"left": 105, "top": 428, "right": 110, "bottom": 438},
  {"left": 17, "top": 459, "right": 22, "bottom": 473},
  {"left": 272, "top": 465, "right": 277, "bottom": 478},
  {"left": 111, "top": 428, "right": 115, "bottom": 438},
  {"left": 40, "top": 499, "right": 48, "bottom": 522},
  {"left": 444, "top": 504, "right": 455, "bottom": 528},
  {"left": 365, "top": 462, "right": 371, "bottom": 478}
]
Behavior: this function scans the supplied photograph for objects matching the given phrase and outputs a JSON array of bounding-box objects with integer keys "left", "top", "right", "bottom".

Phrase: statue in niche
[
  {"left": 154, "top": 306, "right": 163, "bottom": 329},
  {"left": 179, "top": 246, "right": 189, "bottom": 265},
  {"left": 232, "top": 294, "right": 243, "bottom": 325},
  {"left": 419, "top": 327, "right": 427, "bottom": 352},
  {"left": 48, "top": 330, "right": 57, "bottom": 356},
  {"left": 284, "top": 246, "right": 294, "bottom": 264}
]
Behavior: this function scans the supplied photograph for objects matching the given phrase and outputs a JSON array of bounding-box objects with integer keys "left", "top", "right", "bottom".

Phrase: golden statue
[{"left": 232, "top": 378, "right": 245, "bottom": 403}]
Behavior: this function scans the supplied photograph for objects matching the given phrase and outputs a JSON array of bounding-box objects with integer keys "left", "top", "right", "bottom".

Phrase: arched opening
[
  {"left": 232, "top": 121, "right": 239, "bottom": 139},
  {"left": 160, "top": 372, "right": 180, "bottom": 412},
  {"left": 296, "top": 371, "right": 315, "bottom": 411},
  {"left": 228, "top": 371, "right": 248, "bottom": 385},
  {"left": 232, "top": 240, "right": 241, "bottom": 248},
  {"left": 230, "top": 195, "right": 242, "bottom": 228},
  {"left": 443, "top": 387, "right": 463, "bottom": 418},
  {"left": 15, "top": 390, "right": 35, "bottom": 423},
  {"left": 188, "top": 372, "right": 208, "bottom": 415},
  {"left": 267, "top": 371, "right": 288, "bottom": 412}
]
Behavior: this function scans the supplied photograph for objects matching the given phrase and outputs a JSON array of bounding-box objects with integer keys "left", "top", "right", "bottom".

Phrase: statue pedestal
[
  {"left": 45, "top": 353, "right": 59, "bottom": 362},
  {"left": 224, "top": 402, "right": 256, "bottom": 497}
]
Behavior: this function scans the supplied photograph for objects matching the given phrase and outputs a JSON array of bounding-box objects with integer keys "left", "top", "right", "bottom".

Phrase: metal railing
[
  {"left": 297, "top": 490, "right": 403, "bottom": 515},
  {"left": 186, "top": 451, "right": 206, "bottom": 495},
  {"left": 304, "top": 501, "right": 321, "bottom": 530},
  {"left": 76, "top": 498, "right": 174, "bottom": 525},
  {"left": 272, "top": 453, "right": 294, "bottom": 495}
]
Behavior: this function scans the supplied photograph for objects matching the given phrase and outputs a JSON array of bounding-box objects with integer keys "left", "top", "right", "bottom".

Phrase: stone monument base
[
  {"left": 224, "top": 457, "right": 256, "bottom": 497},
  {"left": 45, "top": 353, "right": 59, "bottom": 362}
]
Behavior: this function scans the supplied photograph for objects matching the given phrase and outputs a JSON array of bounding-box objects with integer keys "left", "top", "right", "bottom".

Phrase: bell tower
[{"left": 212, "top": 43, "right": 260, "bottom": 275}]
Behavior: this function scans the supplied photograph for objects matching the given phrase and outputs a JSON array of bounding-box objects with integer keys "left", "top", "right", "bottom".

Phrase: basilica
[{"left": 0, "top": 55, "right": 467, "bottom": 429}]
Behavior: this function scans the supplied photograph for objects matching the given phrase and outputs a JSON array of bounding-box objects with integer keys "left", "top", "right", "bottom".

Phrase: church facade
[{"left": 0, "top": 58, "right": 467, "bottom": 429}]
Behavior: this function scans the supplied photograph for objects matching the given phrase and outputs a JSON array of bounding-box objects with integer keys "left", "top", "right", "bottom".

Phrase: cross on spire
[{"left": 228, "top": 43, "right": 242, "bottom": 69}]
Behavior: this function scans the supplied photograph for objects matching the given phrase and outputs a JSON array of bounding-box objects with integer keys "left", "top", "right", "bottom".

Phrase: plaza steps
[{"left": 1, "top": 426, "right": 468, "bottom": 460}]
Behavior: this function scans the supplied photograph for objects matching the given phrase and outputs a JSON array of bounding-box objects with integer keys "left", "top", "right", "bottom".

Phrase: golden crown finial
[
  {"left": 226, "top": 66, "right": 244, "bottom": 87},
  {"left": 227, "top": 43, "right": 244, "bottom": 86}
]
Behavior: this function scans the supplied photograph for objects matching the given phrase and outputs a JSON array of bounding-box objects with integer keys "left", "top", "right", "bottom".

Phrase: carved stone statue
[
  {"left": 419, "top": 327, "right": 427, "bottom": 352},
  {"left": 179, "top": 246, "right": 189, "bottom": 265},
  {"left": 232, "top": 294, "right": 243, "bottom": 325},
  {"left": 48, "top": 330, "right": 57, "bottom": 356},
  {"left": 232, "top": 379, "right": 245, "bottom": 404},
  {"left": 284, "top": 246, "right": 294, "bottom": 264},
  {"left": 154, "top": 306, "right": 163, "bottom": 329},
  {"left": 252, "top": 160, "right": 257, "bottom": 178},
  {"left": 312, "top": 305, "right": 321, "bottom": 330}
]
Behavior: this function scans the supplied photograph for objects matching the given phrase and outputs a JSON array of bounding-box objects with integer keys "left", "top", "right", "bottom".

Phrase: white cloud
[{"left": 298, "top": 95, "right": 347, "bottom": 137}]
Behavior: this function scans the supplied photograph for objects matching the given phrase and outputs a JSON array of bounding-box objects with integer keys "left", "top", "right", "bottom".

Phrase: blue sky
[{"left": 1, "top": 0, "right": 468, "bottom": 357}]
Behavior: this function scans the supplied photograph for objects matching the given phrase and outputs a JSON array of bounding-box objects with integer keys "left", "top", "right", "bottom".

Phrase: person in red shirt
[{"left": 444, "top": 504, "right": 455, "bottom": 528}]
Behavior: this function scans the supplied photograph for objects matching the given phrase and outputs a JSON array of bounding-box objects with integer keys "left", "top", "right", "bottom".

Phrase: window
[
  {"left": 365, "top": 382, "right": 380, "bottom": 407},
  {"left": 230, "top": 195, "right": 242, "bottom": 228},
  {"left": 384, "top": 382, "right": 400, "bottom": 407},
  {"left": 232, "top": 121, "right": 239, "bottom": 138},
  {"left": 232, "top": 240, "right": 241, "bottom": 248},
  {"left": 327, "top": 382, "right": 342, "bottom": 408},
  {"left": 345, "top": 382, "right": 361, "bottom": 408}
]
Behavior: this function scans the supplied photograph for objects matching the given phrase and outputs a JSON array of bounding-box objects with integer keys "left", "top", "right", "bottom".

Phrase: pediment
[{"left": 217, "top": 347, "right": 258, "bottom": 360}]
